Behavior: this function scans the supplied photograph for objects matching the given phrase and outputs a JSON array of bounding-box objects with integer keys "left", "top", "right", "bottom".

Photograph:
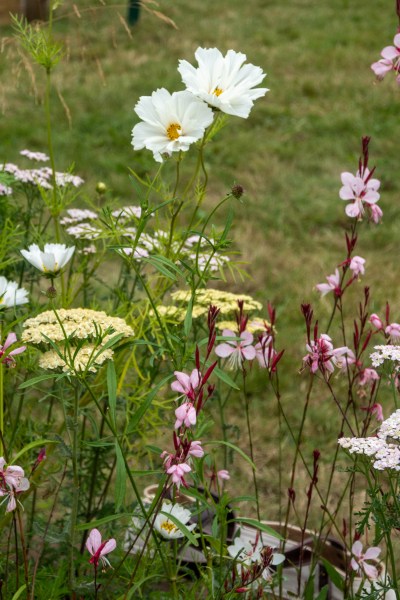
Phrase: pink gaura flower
[
  {"left": 349, "top": 256, "right": 365, "bottom": 277},
  {"left": 370, "top": 203, "right": 383, "bottom": 224},
  {"left": 188, "top": 440, "right": 204, "bottom": 458},
  {"left": 217, "top": 469, "right": 230, "bottom": 481},
  {"left": 171, "top": 369, "right": 201, "bottom": 401},
  {"left": 371, "top": 33, "right": 400, "bottom": 84},
  {"left": 315, "top": 269, "right": 341, "bottom": 298},
  {"left": 215, "top": 329, "right": 256, "bottom": 370},
  {"left": 303, "top": 334, "right": 351, "bottom": 378},
  {"left": 332, "top": 347, "right": 356, "bottom": 373},
  {"left": 254, "top": 334, "right": 276, "bottom": 368},
  {"left": 370, "top": 313, "right": 384, "bottom": 330},
  {"left": 86, "top": 528, "right": 116, "bottom": 569},
  {"left": 361, "top": 402, "right": 384, "bottom": 422},
  {"left": 339, "top": 169, "right": 381, "bottom": 221},
  {"left": 167, "top": 462, "right": 191, "bottom": 489},
  {"left": 351, "top": 541, "right": 381, "bottom": 579},
  {"left": 359, "top": 368, "right": 380, "bottom": 387},
  {"left": 174, "top": 402, "right": 197, "bottom": 429},
  {"left": 0, "top": 457, "right": 30, "bottom": 512},
  {"left": 0, "top": 333, "right": 26, "bottom": 367},
  {"left": 385, "top": 323, "right": 400, "bottom": 341}
]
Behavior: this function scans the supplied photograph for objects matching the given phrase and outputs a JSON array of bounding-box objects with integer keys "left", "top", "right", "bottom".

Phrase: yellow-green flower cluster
[
  {"left": 154, "top": 288, "right": 263, "bottom": 323},
  {"left": 22, "top": 308, "right": 133, "bottom": 374},
  {"left": 22, "top": 308, "right": 133, "bottom": 345},
  {"left": 217, "top": 318, "right": 270, "bottom": 333}
]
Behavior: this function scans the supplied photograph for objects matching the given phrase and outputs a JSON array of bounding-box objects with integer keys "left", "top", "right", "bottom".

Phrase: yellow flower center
[
  {"left": 160, "top": 520, "right": 178, "bottom": 534},
  {"left": 213, "top": 87, "right": 223, "bottom": 97},
  {"left": 166, "top": 123, "right": 182, "bottom": 141}
]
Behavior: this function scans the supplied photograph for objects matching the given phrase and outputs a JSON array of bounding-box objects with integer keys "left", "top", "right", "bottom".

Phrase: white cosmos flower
[
  {"left": 178, "top": 47, "right": 268, "bottom": 118},
  {"left": 0, "top": 277, "right": 29, "bottom": 309},
  {"left": 21, "top": 243, "right": 75, "bottom": 275},
  {"left": 131, "top": 89, "right": 214, "bottom": 162},
  {"left": 154, "top": 502, "right": 196, "bottom": 539}
]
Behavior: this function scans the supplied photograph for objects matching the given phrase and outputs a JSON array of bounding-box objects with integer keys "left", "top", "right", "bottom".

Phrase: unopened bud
[
  {"left": 46, "top": 285, "right": 57, "bottom": 298},
  {"left": 96, "top": 181, "right": 107, "bottom": 194},
  {"left": 231, "top": 184, "right": 244, "bottom": 199}
]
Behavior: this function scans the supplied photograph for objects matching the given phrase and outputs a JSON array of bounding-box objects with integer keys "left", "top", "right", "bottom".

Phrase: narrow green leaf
[
  {"left": 315, "top": 585, "right": 329, "bottom": 600},
  {"left": 213, "top": 366, "right": 240, "bottom": 390},
  {"left": 159, "top": 510, "right": 199, "bottom": 546},
  {"left": 19, "top": 373, "right": 65, "bottom": 389},
  {"left": 203, "top": 440, "right": 255, "bottom": 469},
  {"left": 184, "top": 297, "right": 193, "bottom": 337},
  {"left": 127, "top": 374, "right": 173, "bottom": 434},
  {"left": 107, "top": 361, "right": 117, "bottom": 427},
  {"left": 321, "top": 559, "right": 344, "bottom": 591},
  {"left": 11, "top": 439, "right": 58, "bottom": 464},
  {"left": 75, "top": 512, "right": 132, "bottom": 531},
  {"left": 143, "top": 256, "right": 177, "bottom": 280},
  {"left": 11, "top": 585, "right": 27, "bottom": 600},
  {"left": 233, "top": 517, "right": 283, "bottom": 540},
  {"left": 115, "top": 442, "right": 126, "bottom": 511},
  {"left": 304, "top": 574, "right": 315, "bottom": 600}
]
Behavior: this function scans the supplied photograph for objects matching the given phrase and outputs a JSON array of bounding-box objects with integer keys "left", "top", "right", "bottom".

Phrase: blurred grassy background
[{"left": 1, "top": 0, "right": 400, "bottom": 522}]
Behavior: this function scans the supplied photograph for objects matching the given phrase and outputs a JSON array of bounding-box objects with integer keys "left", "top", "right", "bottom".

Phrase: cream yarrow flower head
[
  {"left": 131, "top": 88, "right": 214, "bottom": 162},
  {"left": 22, "top": 308, "right": 134, "bottom": 346},
  {"left": 20, "top": 243, "right": 75, "bottom": 276},
  {"left": 178, "top": 48, "right": 268, "bottom": 118},
  {"left": 39, "top": 345, "right": 114, "bottom": 374}
]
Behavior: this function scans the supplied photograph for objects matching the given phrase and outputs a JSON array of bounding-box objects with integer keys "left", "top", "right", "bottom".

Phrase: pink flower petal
[
  {"left": 215, "top": 343, "right": 235, "bottom": 358},
  {"left": 86, "top": 528, "right": 102, "bottom": 555}
]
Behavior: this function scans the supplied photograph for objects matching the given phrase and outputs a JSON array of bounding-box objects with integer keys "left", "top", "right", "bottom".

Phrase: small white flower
[
  {"left": 60, "top": 209, "right": 98, "bottom": 225},
  {"left": 20, "top": 243, "right": 75, "bottom": 275},
  {"left": 20, "top": 149, "right": 50, "bottom": 162},
  {"left": 154, "top": 502, "right": 196, "bottom": 539},
  {"left": 178, "top": 47, "right": 268, "bottom": 118},
  {"left": 0, "top": 183, "right": 12, "bottom": 196},
  {"left": 132, "top": 88, "right": 214, "bottom": 162},
  {"left": 0, "top": 277, "right": 29, "bottom": 309},
  {"left": 112, "top": 206, "right": 142, "bottom": 221}
]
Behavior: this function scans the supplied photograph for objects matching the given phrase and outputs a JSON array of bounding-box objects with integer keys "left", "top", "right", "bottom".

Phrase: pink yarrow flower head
[
  {"left": 371, "top": 33, "right": 400, "bottom": 84},
  {"left": 171, "top": 369, "right": 201, "bottom": 401},
  {"left": 0, "top": 458, "right": 30, "bottom": 512},
  {"left": 0, "top": 333, "right": 26, "bottom": 367},
  {"left": 86, "top": 528, "right": 116, "bottom": 570},
  {"left": 351, "top": 541, "right": 381, "bottom": 580},
  {"left": 174, "top": 402, "right": 197, "bottom": 429},
  {"left": 339, "top": 169, "right": 381, "bottom": 221},
  {"left": 315, "top": 269, "right": 341, "bottom": 298},
  {"left": 215, "top": 329, "right": 256, "bottom": 370},
  {"left": 349, "top": 256, "right": 366, "bottom": 277}
]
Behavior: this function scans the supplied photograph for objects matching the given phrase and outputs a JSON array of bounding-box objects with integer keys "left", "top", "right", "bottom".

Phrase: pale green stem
[{"left": 68, "top": 383, "right": 80, "bottom": 593}]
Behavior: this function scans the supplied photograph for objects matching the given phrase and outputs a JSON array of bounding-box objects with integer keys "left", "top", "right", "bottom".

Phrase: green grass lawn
[{"left": 1, "top": 0, "right": 400, "bottom": 520}]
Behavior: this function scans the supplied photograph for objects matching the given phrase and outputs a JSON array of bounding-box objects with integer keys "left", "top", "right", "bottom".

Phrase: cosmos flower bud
[{"left": 231, "top": 184, "right": 244, "bottom": 199}]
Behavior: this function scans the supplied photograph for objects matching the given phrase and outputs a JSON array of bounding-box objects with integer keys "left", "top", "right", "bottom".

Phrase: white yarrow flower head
[
  {"left": 132, "top": 88, "right": 214, "bottom": 162},
  {"left": 178, "top": 47, "right": 268, "bottom": 118},
  {"left": 0, "top": 277, "right": 29, "bottom": 310},
  {"left": 154, "top": 502, "right": 196, "bottom": 539},
  {"left": 21, "top": 243, "right": 75, "bottom": 276}
]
